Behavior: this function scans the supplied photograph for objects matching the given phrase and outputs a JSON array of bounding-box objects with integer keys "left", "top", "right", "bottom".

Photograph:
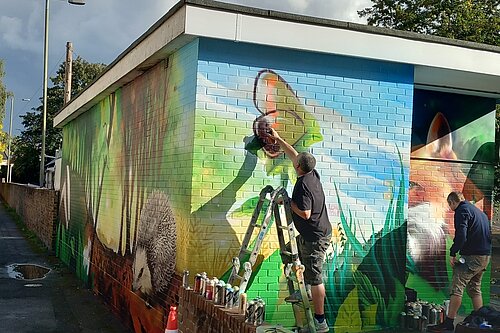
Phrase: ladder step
[
  {"left": 281, "top": 251, "right": 293, "bottom": 257},
  {"left": 277, "top": 225, "right": 288, "bottom": 230},
  {"left": 251, "top": 223, "right": 261, "bottom": 228}
]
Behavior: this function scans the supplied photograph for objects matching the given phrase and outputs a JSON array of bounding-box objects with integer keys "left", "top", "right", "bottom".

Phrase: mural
[
  {"left": 193, "top": 39, "right": 414, "bottom": 331},
  {"left": 57, "top": 46, "right": 196, "bottom": 332},
  {"left": 56, "top": 38, "right": 493, "bottom": 333},
  {"left": 407, "top": 89, "right": 496, "bottom": 310}
]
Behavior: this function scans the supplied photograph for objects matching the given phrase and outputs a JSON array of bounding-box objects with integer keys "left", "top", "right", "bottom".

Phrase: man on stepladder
[{"left": 268, "top": 128, "right": 332, "bottom": 333}]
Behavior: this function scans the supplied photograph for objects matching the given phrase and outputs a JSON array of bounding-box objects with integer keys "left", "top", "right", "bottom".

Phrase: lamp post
[{"left": 40, "top": 0, "right": 85, "bottom": 187}]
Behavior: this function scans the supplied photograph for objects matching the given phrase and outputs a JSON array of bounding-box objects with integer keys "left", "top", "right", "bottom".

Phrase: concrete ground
[
  {"left": 0, "top": 200, "right": 131, "bottom": 333},
  {"left": 1, "top": 196, "right": 499, "bottom": 333}
]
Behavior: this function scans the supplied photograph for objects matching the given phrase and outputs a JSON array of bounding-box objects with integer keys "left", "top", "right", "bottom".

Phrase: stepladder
[{"left": 228, "top": 185, "right": 316, "bottom": 333}]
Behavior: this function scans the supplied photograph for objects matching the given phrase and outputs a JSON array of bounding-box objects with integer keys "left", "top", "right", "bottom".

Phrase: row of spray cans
[
  {"left": 400, "top": 300, "right": 447, "bottom": 331},
  {"left": 183, "top": 270, "right": 266, "bottom": 326}
]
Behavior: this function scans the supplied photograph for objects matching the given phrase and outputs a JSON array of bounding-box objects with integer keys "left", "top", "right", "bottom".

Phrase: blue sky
[{"left": 0, "top": 0, "right": 370, "bottom": 136}]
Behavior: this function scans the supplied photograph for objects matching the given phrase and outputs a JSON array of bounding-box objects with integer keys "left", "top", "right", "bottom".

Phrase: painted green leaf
[{"left": 334, "top": 287, "right": 363, "bottom": 333}]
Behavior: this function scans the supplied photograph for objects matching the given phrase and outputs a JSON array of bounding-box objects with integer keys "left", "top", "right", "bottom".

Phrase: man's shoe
[
  {"left": 284, "top": 290, "right": 312, "bottom": 303},
  {"left": 427, "top": 321, "right": 454, "bottom": 332},
  {"left": 314, "top": 318, "right": 329, "bottom": 333}
]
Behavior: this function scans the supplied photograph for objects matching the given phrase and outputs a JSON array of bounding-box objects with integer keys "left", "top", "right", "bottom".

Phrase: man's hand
[
  {"left": 450, "top": 256, "right": 457, "bottom": 267},
  {"left": 268, "top": 128, "right": 280, "bottom": 141}
]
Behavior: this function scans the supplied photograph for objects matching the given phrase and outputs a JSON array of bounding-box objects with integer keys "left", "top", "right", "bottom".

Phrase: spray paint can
[
  {"left": 430, "top": 307, "right": 438, "bottom": 325},
  {"left": 182, "top": 270, "right": 190, "bottom": 289},
  {"left": 206, "top": 279, "right": 214, "bottom": 301},
  {"left": 232, "top": 286, "right": 240, "bottom": 307},
  {"left": 438, "top": 306, "right": 444, "bottom": 323},
  {"left": 245, "top": 300, "right": 256, "bottom": 324},
  {"left": 400, "top": 312, "right": 407, "bottom": 329},
  {"left": 239, "top": 293, "right": 247, "bottom": 315},
  {"left": 421, "top": 303, "right": 430, "bottom": 319},
  {"left": 443, "top": 300, "right": 450, "bottom": 316},
  {"left": 200, "top": 272, "right": 207, "bottom": 296},
  {"left": 254, "top": 300, "right": 265, "bottom": 326},
  {"left": 420, "top": 315, "right": 428, "bottom": 332},
  {"left": 222, "top": 283, "right": 231, "bottom": 306},
  {"left": 214, "top": 281, "right": 222, "bottom": 304},
  {"left": 194, "top": 274, "right": 202, "bottom": 293},
  {"left": 225, "top": 287, "right": 234, "bottom": 308}
]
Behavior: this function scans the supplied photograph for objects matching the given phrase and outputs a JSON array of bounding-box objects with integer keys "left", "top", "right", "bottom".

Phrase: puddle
[{"left": 6, "top": 264, "right": 51, "bottom": 280}]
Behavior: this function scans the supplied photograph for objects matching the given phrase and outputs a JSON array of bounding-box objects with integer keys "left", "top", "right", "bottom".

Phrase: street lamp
[{"left": 40, "top": 0, "right": 85, "bottom": 187}]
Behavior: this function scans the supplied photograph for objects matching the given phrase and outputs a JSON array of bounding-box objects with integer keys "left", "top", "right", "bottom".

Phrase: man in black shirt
[
  {"left": 269, "top": 128, "right": 332, "bottom": 333},
  {"left": 429, "top": 191, "right": 491, "bottom": 332}
]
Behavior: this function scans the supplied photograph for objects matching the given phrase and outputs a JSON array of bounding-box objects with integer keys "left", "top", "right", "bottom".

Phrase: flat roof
[{"left": 54, "top": 0, "right": 500, "bottom": 127}]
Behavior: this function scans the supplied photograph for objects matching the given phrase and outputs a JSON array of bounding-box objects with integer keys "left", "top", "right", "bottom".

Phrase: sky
[{"left": 0, "top": 0, "right": 372, "bottom": 136}]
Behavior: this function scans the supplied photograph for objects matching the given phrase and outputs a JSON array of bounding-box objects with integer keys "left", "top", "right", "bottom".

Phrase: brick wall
[
  {"left": 178, "top": 287, "right": 257, "bottom": 333},
  {"left": 190, "top": 38, "right": 414, "bottom": 329},
  {"left": 0, "top": 183, "right": 59, "bottom": 250}
]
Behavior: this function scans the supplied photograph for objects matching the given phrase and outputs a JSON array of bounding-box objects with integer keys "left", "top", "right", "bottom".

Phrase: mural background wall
[{"left": 55, "top": 37, "right": 495, "bottom": 332}]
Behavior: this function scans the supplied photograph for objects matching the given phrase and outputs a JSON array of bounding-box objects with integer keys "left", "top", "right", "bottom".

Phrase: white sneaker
[{"left": 314, "top": 318, "right": 329, "bottom": 333}]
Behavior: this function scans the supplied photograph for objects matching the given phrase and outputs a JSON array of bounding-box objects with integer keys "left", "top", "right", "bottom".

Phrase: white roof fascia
[{"left": 184, "top": 5, "right": 500, "bottom": 95}]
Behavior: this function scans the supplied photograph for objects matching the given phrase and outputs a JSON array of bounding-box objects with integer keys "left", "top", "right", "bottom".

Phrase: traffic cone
[{"left": 165, "top": 305, "right": 178, "bottom": 333}]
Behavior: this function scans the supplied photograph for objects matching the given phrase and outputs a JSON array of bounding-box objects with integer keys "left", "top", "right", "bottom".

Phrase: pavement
[
  {"left": 0, "top": 200, "right": 131, "bottom": 333},
  {"left": 1, "top": 196, "right": 499, "bottom": 333}
]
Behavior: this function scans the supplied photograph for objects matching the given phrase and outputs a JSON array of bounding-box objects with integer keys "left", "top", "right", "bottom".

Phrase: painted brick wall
[
  {"left": 0, "top": 183, "right": 59, "bottom": 250},
  {"left": 190, "top": 38, "right": 413, "bottom": 330},
  {"left": 57, "top": 40, "right": 199, "bottom": 332}
]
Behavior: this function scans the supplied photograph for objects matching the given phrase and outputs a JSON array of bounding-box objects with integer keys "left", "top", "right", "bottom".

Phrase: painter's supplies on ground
[
  {"left": 400, "top": 300, "right": 446, "bottom": 331},
  {"left": 186, "top": 271, "right": 266, "bottom": 325},
  {"left": 245, "top": 297, "right": 266, "bottom": 326}
]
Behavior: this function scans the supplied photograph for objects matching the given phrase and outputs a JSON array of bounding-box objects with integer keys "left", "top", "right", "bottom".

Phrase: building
[{"left": 53, "top": 0, "right": 500, "bottom": 331}]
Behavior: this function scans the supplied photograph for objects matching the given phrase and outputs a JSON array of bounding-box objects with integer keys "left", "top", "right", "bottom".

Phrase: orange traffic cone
[{"left": 165, "top": 305, "right": 178, "bottom": 333}]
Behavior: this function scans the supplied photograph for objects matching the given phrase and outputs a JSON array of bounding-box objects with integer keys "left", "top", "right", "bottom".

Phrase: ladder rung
[
  {"left": 281, "top": 251, "right": 293, "bottom": 257},
  {"left": 251, "top": 223, "right": 261, "bottom": 227},
  {"left": 277, "top": 225, "right": 288, "bottom": 230},
  {"left": 241, "top": 249, "right": 252, "bottom": 254}
]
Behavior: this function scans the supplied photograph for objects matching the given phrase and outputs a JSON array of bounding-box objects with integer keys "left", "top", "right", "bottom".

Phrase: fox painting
[{"left": 408, "top": 112, "right": 489, "bottom": 289}]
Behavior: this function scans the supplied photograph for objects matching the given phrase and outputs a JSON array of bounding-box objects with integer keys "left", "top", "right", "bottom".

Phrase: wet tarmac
[{"left": 0, "top": 201, "right": 131, "bottom": 333}]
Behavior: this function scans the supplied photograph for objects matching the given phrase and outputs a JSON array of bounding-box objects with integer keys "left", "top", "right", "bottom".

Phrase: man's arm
[
  {"left": 268, "top": 128, "right": 298, "bottom": 165},
  {"left": 450, "top": 212, "right": 468, "bottom": 257},
  {"left": 291, "top": 201, "right": 311, "bottom": 220}
]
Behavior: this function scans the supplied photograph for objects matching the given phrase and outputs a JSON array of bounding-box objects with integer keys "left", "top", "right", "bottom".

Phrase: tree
[
  {"left": 359, "top": 0, "right": 500, "bottom": 206},
  {"left": 358, "top": 0, "right": 500, "bottom": 46},
  {"left": 12, "top": 56, "right": 106, "bottom": 184}
]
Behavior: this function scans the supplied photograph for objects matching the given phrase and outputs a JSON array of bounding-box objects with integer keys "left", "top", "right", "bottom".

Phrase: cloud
[{"left": 221, "top": 0, "right": 371, "bottom": 23}]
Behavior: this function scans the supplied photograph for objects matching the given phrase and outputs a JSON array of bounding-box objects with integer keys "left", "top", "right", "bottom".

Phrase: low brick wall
[
  {"left": 0, "top": 183, "right": 59, "bottom": 250},
  {"left": 179, "top": 288, "right": 258, "bottom": 333}
]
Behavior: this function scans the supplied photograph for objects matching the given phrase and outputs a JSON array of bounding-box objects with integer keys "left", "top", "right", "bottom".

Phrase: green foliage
[
  {"left": 326, "top": 150, "right": 407, "bottom": 329},
  {"left": 0, "top": 60, "right": 8, "bottom": 165},
  {"left": 359, "top": 0, "right": 500, "bottom": 216},
  {"left": 358, "top": 0, "right": 500, "bottom": 46},
  {"left": 12, "top": 56, "right": 106, "bottom": 183}
]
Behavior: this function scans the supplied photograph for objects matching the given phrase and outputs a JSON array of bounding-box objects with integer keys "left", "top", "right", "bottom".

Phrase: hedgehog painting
[{"left": 132, "top": 190, "right": 176, "bottom": 299}]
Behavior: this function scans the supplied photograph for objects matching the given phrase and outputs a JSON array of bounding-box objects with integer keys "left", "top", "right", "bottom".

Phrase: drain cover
[{"left": 6, "top": 264, "right": 51, "bottom": 280}]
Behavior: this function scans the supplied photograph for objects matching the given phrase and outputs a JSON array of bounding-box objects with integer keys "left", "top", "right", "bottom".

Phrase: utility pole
[
  {"left": 6, "top": 93, "right": 13, "bottom": 183},
  {"left": 64, "top": 41, "right": 73, "bottom": 105}
]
